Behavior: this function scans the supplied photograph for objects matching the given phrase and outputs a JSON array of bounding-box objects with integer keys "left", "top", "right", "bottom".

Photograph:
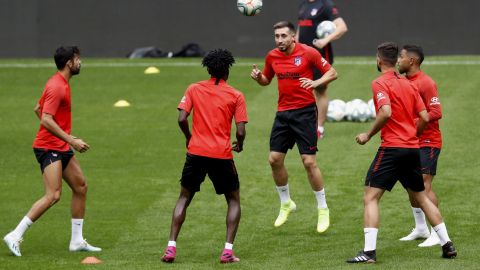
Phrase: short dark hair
[
  {"left": 202, "top": 49, "right": 235, "bottom": 80},
  {"left": 377, "top": 42, "right": 398, "bottom": 67},
  {"left": 54, "top": 46, "right": 80, "bottom": 70},
  {"left": 402, "top": 44, "right": 424, "bottom": 64},
  {"left": 273, "top": 21, "right": 296, "bottom": 33}
]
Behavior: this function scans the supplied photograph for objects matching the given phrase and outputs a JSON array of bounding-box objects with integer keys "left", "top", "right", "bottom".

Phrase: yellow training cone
[
  {"left": 144, "top": 66, "right": 160, "bottom": 74},
  {"left": 114, "top": 100, "right": 131, "bottom": 107}
]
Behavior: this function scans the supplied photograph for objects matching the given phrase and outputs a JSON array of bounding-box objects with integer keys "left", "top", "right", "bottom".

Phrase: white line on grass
[{"left": 0, "top": 60, "right": 479, "bottom": 68}]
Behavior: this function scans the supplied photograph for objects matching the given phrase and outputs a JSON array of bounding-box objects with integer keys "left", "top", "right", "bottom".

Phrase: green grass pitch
[{"left": 0, "top": 56, "right": 479, "bottom": 269}]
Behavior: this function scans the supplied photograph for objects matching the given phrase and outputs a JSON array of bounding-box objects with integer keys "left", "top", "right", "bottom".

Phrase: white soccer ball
[
  {"left": 346, "top": 99, "right": 370, "bottom": 122},
  {"left": 368, "top": 99, "right": 376, "bottom": 119},
  {"left": 327, "top": 99, "right": 346, "bottom": 122},
  {"left": 237, "top": 0, "right": 263, "bottom": 16},
  {"left": 316, "top": 20, "right": 336, "bottom": 39}
]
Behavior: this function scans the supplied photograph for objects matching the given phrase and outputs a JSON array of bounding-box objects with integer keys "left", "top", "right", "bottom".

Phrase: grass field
[{"left": 0, "top": 56, "right": 479, "bottom": 269}]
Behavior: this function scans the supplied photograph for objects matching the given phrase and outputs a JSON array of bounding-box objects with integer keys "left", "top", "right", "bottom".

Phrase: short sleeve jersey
[
  {"left": 33, "top": 72, "right": 72, "bottom": 151},
  {"left": 372, "top": 71, "right": 426, "bottom": 148},
  {"left": 263, "top": 43, "right": 331, "bottom": 111},
  {"left": 177, "top": 78, "right": 248, "bottom": 159},
  {"left": 298, "top": 0, "right": 340, "bottom": 64},
  {"left": 407, "top": 71, "right": 442, "bottom": 148}
]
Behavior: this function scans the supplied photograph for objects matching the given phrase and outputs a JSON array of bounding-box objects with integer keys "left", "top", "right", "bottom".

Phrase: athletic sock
[
  {"left": 12, "top": 216, "right": 33, "bottom": 238},
  {"left": 224, "top": 242, "right": 233, "bottom": 250},
  {"left": 276, "top": 184, "right": 291, "bottom": 204},
  {"left": 364, "top": 228, "right": 378, "bottom": 252},
  {"left": 313, "top": 188, "right": 328, "bottom": 209},
  {"left": 412, "top": 207, "right": 428, "bottom": 231},
  {"left": 168, "top": 241, "right": 176, "bottom": 247},
  {"left": 433, "top": 222, "right": 451, "bottom": 245},
  {"left": 71, "top": 219, "right": 84, "bottom": 243}
]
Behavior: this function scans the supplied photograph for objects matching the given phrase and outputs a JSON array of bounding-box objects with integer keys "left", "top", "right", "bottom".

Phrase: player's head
[
  {"left": 397, "top": 44, "right": 424, "bottom": 74},
  {"left": 273, "top": 21, "right": 296, "bottom": 52},
  {"left": 54, "top": 46, "right": 81, "bottom": 75},
  {"left": 376, "top": 42, "right": 398, "bottom": 72},
  {"left": 202, "top": 49, "right": 235, "bottom": 82}
]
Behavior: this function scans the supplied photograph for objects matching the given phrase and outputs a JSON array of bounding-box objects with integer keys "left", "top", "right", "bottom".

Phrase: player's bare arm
[
  {"left": 40, "top": 113, "right": 89, "bottom": 153},
  {"left": 232, "top": 122, "right": 246, "bottom": 153},
  {"left": 299, "top": 67, "right": 338, "bottom": 89},
  {"left": 416, "top": 109, "right": 429, "bottom": 136},
  {"left": 250, "top": 64, "right": 270, "bottom": 86},
  {"left": 34, "top": 103, "right": 41, "bottom": 120},
  {"left": 313, "top": 17, "right": 348, "bottom": 49},
  {"left": 178, "top": 109, "right": 192, "bottom": 148},
  {"left": 356, "top": 104, "right": 391, "bottom": 145}
]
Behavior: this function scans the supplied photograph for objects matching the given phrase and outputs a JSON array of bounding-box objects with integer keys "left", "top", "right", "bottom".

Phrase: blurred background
[{"left": 1, "top": 0, "right": 478, "bottom": 58}]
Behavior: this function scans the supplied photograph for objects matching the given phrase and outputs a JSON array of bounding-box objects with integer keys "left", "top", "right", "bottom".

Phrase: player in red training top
[
  {"left": 3, "top": 46, "right": 101, "bottom": 257},
  {"left": 297, "top": 0, "right": 348, "bottom": 138},
  {"left": 398, "top": 44, "right": 444, "bottom": 247},
  {"left": 161, "top": 49, "right": 248, "bottom": 264},
  {"left": 251, "top": 21, "right": 337, "bottom": 233},
  {"left": 346, "top": 42, "right": 456, "bottom": 263}
]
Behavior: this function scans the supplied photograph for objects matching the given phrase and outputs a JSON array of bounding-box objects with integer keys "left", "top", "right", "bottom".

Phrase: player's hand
[
  {"left": 232, "top": 141, "right": 243, "bottom": 153},
  {"left": 299, "top": 77, "right": 318, "bottom": 89},
  {"left": 70, "top": 137, "right": 90, "bottom": 153},
  {"left": 185, "top": 137, "right": 191, "bottom": 149},
  {"left": 355, "top": 133, "right": 370, "bottom": 145},
  {"left": 251, "top": 64, "right": 262, "bottom": 81},
  {"left": 313, "top": 38, "right": 328, "bottom": 49}
]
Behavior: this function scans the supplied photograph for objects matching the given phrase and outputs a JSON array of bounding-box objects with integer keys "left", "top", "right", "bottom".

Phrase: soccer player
[
  {"left": 297, "top": 0, "right": 348, "bottom": 138},
  {"left": 397, "top": 44, "right": 443, "bottom": 247},
  {"left": 161, "top": 49, "right": 248, "bottom": 264},
  {"left": 346, "top": 42, "right": 456, "bottom": 263},
  {"left": 3, "top": 46, "right": 101, "bottom": 256},
  {"left": 251, "top": 21, "right": 337, "bottom": 233}
]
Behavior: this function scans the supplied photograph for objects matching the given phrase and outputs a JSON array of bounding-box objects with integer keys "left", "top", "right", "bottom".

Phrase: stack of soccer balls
[
  {"left": 237, "top": 0, "right": 263, "bottom": 16},
  {"left": 327, "top": 99, "right": 376, "bottom": 122}
]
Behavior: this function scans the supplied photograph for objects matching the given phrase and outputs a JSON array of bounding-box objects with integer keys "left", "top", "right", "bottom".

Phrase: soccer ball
[
  {"left": 237, "top": 0, "right": 263, "bottom": 16},
  {"left": 316, "top": 20, "right": 336, "bottom": 39},
  {"left": 345, "top": 99, "right": 370, "bottom": 122},
  {"left": 327, "top": 99, "right": 346, "bottom": 122},
  {"left": 367, "top": 99, "right": 376, "bottom": 119}
]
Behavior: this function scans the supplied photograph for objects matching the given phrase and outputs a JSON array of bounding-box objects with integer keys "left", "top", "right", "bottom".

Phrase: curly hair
[{"left": 202, "top": 49, "right": 235, "bottom": 82}]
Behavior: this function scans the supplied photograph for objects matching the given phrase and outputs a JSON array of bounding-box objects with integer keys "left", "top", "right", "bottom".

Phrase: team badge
[
  {"left": 311, "top": 8, "right": 318, "bottom": 16},
  {"left": 294, "top": 56, "right": 302, "bottom": 66},
  {"left": 430, "top": 97, "right": 440, "bottom": 105},
  {"left": 376, "top": 92, "right": 386, "bottom": 101}
]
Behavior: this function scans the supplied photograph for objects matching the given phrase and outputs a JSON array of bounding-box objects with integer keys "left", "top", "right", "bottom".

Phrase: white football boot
[
  {"left": 399, "top": 228, "right": 430, "bottom": 241},
  {"left": 69, "top": 239, "right": 102, "bottom": 252},
  {"left": 3, "top": 232, "right": 23, "bottom": 256}
]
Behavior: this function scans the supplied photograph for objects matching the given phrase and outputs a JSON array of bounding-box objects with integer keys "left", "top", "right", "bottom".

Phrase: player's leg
[
  {"left": 269, "top": 151, "right": 296, "bottom": 227},
  {"left": 4, "top": 158, "right": 63, "bottom": 256},
  {"left": 408, "top": 189, "right": 456, "bottom": 258},
  {"left": 62, "top": 155, "right": 101, "bottom": 252},
  {"left": 400, "top": 190, "right": 430, "bottom": 241},
  {"left": 207, "top": 158, "right": 241, "bottom": 263},
  {"left": 313, "top": 85, "right": 328, "bottom": 138},
  {"left": 346, "top": 186, "right": 384, "bottom": 263},
  {"left": 222, "top": 189, "right": 241, "bottom": 263},
  {"left": 300, "top": 154, "right": 329, "bottom": 233},
  {"left": 417, "top": 173, "right": 441, "bottom": 246},
  {"left": 162, "top": 154, "right": 204, "bottom": 263}
]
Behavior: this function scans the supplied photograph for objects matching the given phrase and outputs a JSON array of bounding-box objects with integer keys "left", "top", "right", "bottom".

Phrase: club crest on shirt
[
  {"left": 430, "top": 97, "right": 440, "bottom": 105},
  {"left": 376, "top": 92, "right": 386, "bottom": 101},
  {"left": 311, "top": 8, "right": 318, "bottom": 16},
  {"left": 294, "top": 56, "right": 302, "bottom": 66}
]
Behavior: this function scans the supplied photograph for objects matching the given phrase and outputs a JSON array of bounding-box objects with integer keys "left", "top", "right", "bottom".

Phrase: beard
[
  {"left": 71, "top": 66, "right": 81, "bottom": 75},
  {"left": 377, "top": 63, "right": 381, "bottom": 72}
]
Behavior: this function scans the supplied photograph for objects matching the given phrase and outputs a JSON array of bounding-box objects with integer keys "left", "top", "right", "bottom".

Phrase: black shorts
[
  {"left": 33, "top": 148, "right": 74, "bottom": 174},
  {"left": 180, "top": 153, "right": 239, "bottom": 195},
  {"left": 420, "top": 147, "right": 441, "bottom": 175},
  {"left": 270, "top": 104, "right": 318, "bottom": 155},
  {"left": 365, "top": 147, "right": 425, "bottom": 192}
]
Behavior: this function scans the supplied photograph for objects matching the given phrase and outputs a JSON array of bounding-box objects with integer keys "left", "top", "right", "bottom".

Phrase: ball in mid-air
[
  {"left": 237, "top": 0, "right": 263, "bottom": 16},
  {"left": 316, "top": 20, "right": 336, "bottom": 38}
]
